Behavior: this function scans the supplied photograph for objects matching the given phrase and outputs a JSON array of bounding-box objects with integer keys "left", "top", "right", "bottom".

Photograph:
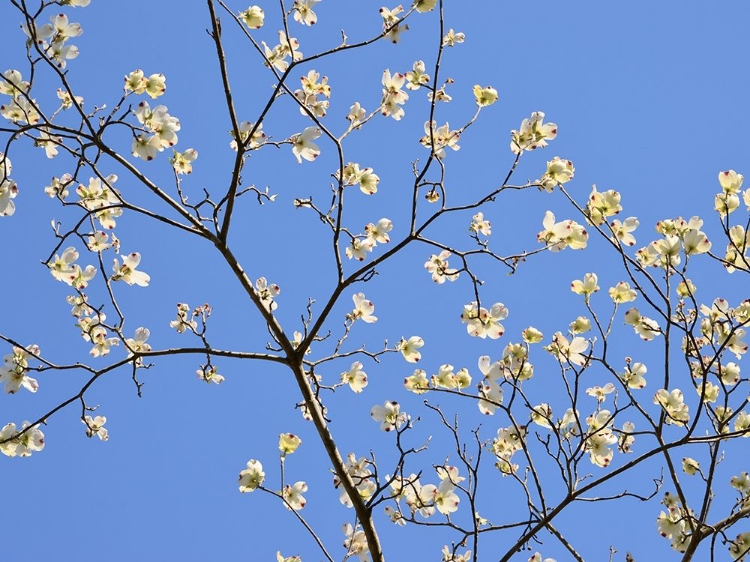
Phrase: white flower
[
  {"left": 254, "top": 277, "right": 280, "bottom": 311},
  {"left": 238, "top": 459, "right": 265, "bottom": 492},
  {"left": 545, "top": 332, "right": 589, "bottom": 366},
  {"left": 292, "top": 127, "right": 321, "bottom": 163},
  {"left": 405, "top": 60, "right": 430, "bottom": 90},
  {"left": 424, "top": 250, "right": 459, "bottom": 283},
  {"left": 511, "top": 112, "right": 557, "bottom": 154},
  {"left": 239, "top": 6, "right": 265, "bottom": 29},
  {"left": 654, "top": 388, "right": 689, "bottom": 426},
  {"left": 83, "top": 415, "right": 109, "bottom": 441},
  {"left": 343, "top": 523, "right": 369, "bottom": 560},
  {"left": 624, "top": 308, "right": 661, "bottom": 341},
  {"left": 380, "top": 69, "right": 409, "bottom": 120},
  {"left": 170, "top": 148, "right": 198, "bottom": 174},
  {"left": 404, "top": 369, "right": 430, "bottom": 394},
  {"left": 282, "top": 481, "right": 308, "bottom": 510},
  {"left": 0, "top": 421, "right": 45, "bottom": 457},
  {"left": 622, "top": 362, "right": 647, "bottom": 389},
  {"left": 442, "top": 28, "right": 465, "bottom": 46},
  {"left": 293, "top": 0, "right": 319, "bottom": 25},
  {"left": 350, "top": 293, "right": 377, "bottom": 323},
  {"left": 397, "top": 336, "right": 424, "bottom": 362},
  {"left": 341, "top": 361, "right": 368, "bottom": 393},
  {"left": 196, "top": 365, "right": 224, "bottom": 384},
  {"left": 112, "top": 252, "right": 150, "bottom": 286},
  {"left": 371, "top": 401, "right": 406, "bottom": 431},
  {"left": 461, "top": 302, "right": 508, "bottom": 339},
  {"left": 469, "top": 212, "right": 491, "bottom": 236},
  {"left": 365, "top": 218, "right": 392, "bottom": 243},
  {"left": 0, "top": 345, "right": 40, "bottom": 394},
  {"left": 170, "top": 303, "right": 197, "bottom": 333}
]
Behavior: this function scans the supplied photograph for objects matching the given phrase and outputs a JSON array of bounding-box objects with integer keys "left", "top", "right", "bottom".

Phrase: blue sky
[{"left": 1, "top": 1, "right": 749, "bottom": 561}]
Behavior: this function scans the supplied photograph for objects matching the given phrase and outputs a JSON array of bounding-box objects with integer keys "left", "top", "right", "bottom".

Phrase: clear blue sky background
[{"left": 1, "top": 1, "right": 749, "bottom": 560}]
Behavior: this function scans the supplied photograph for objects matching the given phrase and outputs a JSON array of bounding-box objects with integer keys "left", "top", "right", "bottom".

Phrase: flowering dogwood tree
[{"left": 1, "top": 1, "right": 749, "bottom": 561}]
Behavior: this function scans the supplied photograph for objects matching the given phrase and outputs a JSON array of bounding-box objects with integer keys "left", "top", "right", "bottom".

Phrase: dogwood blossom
[
  {"left": 283, "top": 481, "right": 308, "bottom": 510},
  {"left": 569, "top": 315, "right": 591, "bottom": 334},
  {"left": 333, "top": 453, "right": 376, "bottom": 508},
  {"left": 397, "top": 336, "right": 424, "bottom": 362},
  {"left": 254, "top": 277, "right": 280, "bottom": 311},
  {"left": 654, "top": 388, "right": 689, "bottom": 425},
  {"left": 170, "top": 149, "right": 198, "bottom": 174},
  {"left": 279, "top": 433, "right": 302, "bottom": 455},
  {"left": 48, "top": 246, "right": 81, "bottom": 284},
  {"left": 238, "top": 459, "right": 265, "bottom": 492},
  {"left": 343, "top": 523, "right": 370, "bottom": 561},
  {"left": 729, "top": 532, "right": 750, "bottom": 560},
  {"left": 36, "top": 129, "right": 62, "bottom": 159},
  {"left": 0, "top": 92, "right": 41, "bottom": 124},
  {"left": 341, "top": 361, "right": 368, "bottom": 393},
  {"left": 240, "top": 5, "right": 265, "bottom": 29},
  {"left": 0, "top": 345, "right": 40, "bottom": 394},
  {"left": 0, "top": 421, "right": 45, "bottom": 457},
  {"left": 478, "top": 380, "right": 503, "bottom": 415},
  {"left": 586, "top": 383, "right": 615, "bottom": 402},
  {"left": 365, "top": 218, "right": 392, "bottom": 244},
  {"left": 624, "top": 308, "right": 661, "bottom": 340},
  {"left": 0, "top": 70, "right": 29, "bottom": 96},
  {"left": 461, "top": 301, "right": 508, "bottom": 339},
  {"left": 345, "top": 237, "right": 374, "bottom": 261},
  {"left": 469, "top": 212, "right": 491, "bottom": 236},
  {"left": 537, "top": 211, "right": 588, "bottom": 251},
  {"left": 350, "top": 293, "right": 377, "bottom": 323},
  {"left": 442, "top": 28, "right": 465, "bottom": 46},
  {"left": 587, "top": 185, "right": 622, "bottom": 225},
  {"left": 196, "top": 364, "right": 224, "bottom": 384},
  {"left": 583, "top": 410, "right": 617, "bottom": 467},
  {"left": 405, "top": 60, "right": 430, "bottom": 90},
  {"left": 492, "top": 424, "right": 526, "bottom": 475},
  {"left": 230, "top": 121, "right": 265, "bottom": 151},
  {"left": 610, "top": 217, "right": 639, "bottom": 246},
  {"left": 618, "top": 421, "right": 636, "bottom": 453},
  {"left": 371, "top": 401, "right": 406, "bottom": 431},
  {"left": 472, "top": 84, "right": 498, "bottom": 107},
  {"left": 545, "top": 332, "right": 589, "bottom": 366},
  {"left": 681, "top": 457, "right": 700, "bottom": 476},
  {"left": 124, "top": 327, "right": 151, "bottom": 355},
  {"left": 538, "top": 156, "right": 574, "bottom": 191},
  {"left": 112, "top": 253, "right": 150, "bottom": 286},
  {"left": 170, "top": 303, "right": 197, "bottom": 333},
  {"left": 89, "top": 325, "right": 119, "bottom": 357},
  {"left": 522, "top": 327, "right": 544, "bottom": 344},
  {"left": 419, "top": 479, "right": 459, "bottom": 515},
  {"left": 381, "top": 69, "right": 409, "bottom": 120},
  {"left": 346, "top": 102, "right": 366, "bottom": 125},
  {"left": 511, "top": 112, "right": 557, "bottom": 154},
  {"left": 379, "top": 6, "right": 407, "bottom": 43},
  {"left": 609, "top": 281, "right": 637, "bottom": 304},
  {"left": 622, "top": 361, "right": 647, "bottom": 389},
  {"left": 83, "top": 415, "right": 108, "bottom": 441},
  {"left": 415, "top": 0, "right": 437, "bottom": 12},
  {"left": 432, "top": 364, "right": 472, "bottom": 390},
  {"left": 571, "top": 272, "right": 599, "bottom": 298},
  {"left": 425, "top": 250, "right": 459, "bottom": 283},
  {"left": 404, "top": 369, "right": 430, "bottom": 394},
  {"left": 292, "top": 127, "right": 321, "bottom": 163},
  {"left": 420, "top": 120, "right": 460, "bottom": 158},
  {"left": 293, "top": 0, "right": 319, "bottom": 25},
  {"left": 124, "top": 70, "right": 166, "bottom": 98}
]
